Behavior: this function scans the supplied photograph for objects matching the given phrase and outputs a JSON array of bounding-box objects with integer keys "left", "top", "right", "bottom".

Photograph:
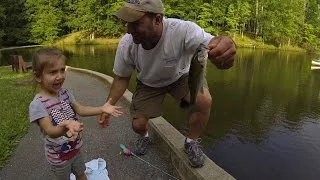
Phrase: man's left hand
[{"left": 207, "top": 36, "right": 236, "bottom": 69}]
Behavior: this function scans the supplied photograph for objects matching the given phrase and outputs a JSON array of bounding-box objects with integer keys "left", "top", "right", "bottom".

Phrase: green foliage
[
  {"left": 0, "top": 0, "right": 319, "bottom": 52},
  {"left": 301, "top": 23, "right": 319, "bottom": 52},
  {"left": 25, "top": 0, "right": 65, "bottom": 44},
  {"left": 226, "top": 4, "right": 239, "bottom": 33},
  {"left": 0, "top": 67, "right": 34, "bottom": 168},
  {"left": 197, "top": 3, "right": 216, "bottom": 34},
  {"left": 74, "top": 36, "right": 81, "bottom": 44},
  {"left": 237, "top": 0, "right": 251, "bottom": 35},
  {"left": 0, "top": 5, "right": 5, "bottom": 43},
  {"left": 1, "top": 0, "right": 30, "bottom": 46}
]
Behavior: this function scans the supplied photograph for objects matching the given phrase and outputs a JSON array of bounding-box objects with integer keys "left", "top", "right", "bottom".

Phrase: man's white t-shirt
[{"left": 113, "top": 18, "right": 213, "bottom": 88}]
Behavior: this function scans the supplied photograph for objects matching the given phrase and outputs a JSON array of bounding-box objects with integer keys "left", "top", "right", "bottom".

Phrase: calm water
[{"left": 1, "top": 45, "right": 320, "bottom": 180}]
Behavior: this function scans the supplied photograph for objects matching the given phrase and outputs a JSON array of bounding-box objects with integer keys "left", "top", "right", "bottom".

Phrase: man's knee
[
  {"left": 132, "top": 117, "right": 148, "bottom": 134},
  {"left": 196, "top": 89, "right": 212, "bottom": 111}
]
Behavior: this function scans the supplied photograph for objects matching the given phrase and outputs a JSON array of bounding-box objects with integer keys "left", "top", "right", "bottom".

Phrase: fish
[{"left": 188, "top": 43, "right": 208, "bottom": 105}]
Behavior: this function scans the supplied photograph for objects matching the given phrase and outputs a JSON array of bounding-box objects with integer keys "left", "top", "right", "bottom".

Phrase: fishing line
[{"left": 120, "top": 144, "right": 179, "bottom": 180}]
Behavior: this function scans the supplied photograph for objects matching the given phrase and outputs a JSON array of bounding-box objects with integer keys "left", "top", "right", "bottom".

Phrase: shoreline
[
  {"left": 0, "top": 35, "right": 307, "bottom": 53},
  {"left": 0, "top": 45, "right": 43, "bottom": 51}
]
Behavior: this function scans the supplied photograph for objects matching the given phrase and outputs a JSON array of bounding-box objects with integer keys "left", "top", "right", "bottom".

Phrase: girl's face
[{"left": 37, "top": 58, "right": 66, "bottom": 96}]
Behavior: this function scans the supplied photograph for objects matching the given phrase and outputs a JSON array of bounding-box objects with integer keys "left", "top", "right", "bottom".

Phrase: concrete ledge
[
  {"left": 66, "top": 66, "right": 235, "bottom": 180},
  {"left": 149, "top": 117, "right": 235, "bottom": 180}
]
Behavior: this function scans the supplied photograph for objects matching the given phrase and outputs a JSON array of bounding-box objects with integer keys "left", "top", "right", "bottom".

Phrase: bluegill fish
[{"left": 188, "top": 44, "right": 208, "bottom": 105}]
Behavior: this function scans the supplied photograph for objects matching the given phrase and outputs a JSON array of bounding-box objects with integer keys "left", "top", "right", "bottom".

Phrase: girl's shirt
[{"left": 29, "top": 88, "right": 83, "bottom": 165}]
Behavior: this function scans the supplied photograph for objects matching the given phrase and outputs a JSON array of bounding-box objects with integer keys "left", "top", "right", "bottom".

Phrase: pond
[{"left": 1, "top": 45, "right": 320, "bottom": 180}]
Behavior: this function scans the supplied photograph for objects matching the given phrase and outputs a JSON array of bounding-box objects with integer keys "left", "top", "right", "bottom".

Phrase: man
[{"left": 100, "top": 0, "right": 236, "bottom": 168}]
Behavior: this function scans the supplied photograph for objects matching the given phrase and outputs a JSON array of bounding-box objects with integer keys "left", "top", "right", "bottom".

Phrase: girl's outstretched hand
[{"left": 101, "top": 98, "right": 123, "bottom": 117}]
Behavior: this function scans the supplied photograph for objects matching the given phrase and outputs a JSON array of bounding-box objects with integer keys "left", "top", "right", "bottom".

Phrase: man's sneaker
[
  {"left": 184, "top": 138, "right": 205, "bottom": 168},
  {"left": 134, "top": 136, "right": 150, "bottom": 155}
]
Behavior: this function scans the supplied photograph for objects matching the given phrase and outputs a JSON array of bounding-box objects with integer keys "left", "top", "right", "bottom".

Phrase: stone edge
[{"left": 66, "top": 66, "right": 235, "bottom": 180}]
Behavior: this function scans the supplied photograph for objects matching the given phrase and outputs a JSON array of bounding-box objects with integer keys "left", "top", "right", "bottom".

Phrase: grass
[
  {"left": 54, "top": 32, "right": 120, "bottom": 47},
  {"left": 0, "top": 67, "right": 34, "bottom": 169},
  {"left": 54, "top": 31, "right": 306, "bottom": 53},
  {"left": 232, "top": 34, "right": 305, "bottom": 52}
]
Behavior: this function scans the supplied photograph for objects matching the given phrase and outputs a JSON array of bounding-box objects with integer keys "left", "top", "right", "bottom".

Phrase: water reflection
[
  {"left": 1, "top": 45, "right": 320, "bottom": 180},
  {"left": 203, "top": 49, "right": 320, "bottom": 180}
]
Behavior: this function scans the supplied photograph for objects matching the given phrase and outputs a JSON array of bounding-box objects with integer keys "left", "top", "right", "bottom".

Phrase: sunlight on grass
[
  {"left": 54, "top": 32, "right": 120, "bottom": 47},
  {"left": 54, "top": 32, "right": 305, "bottom": 53},
  {"left": 233, "top": 34, "right": 305, "bottom": 52},
  {"left": 0, "top": 67, "right": 34, "bottom": 168}
]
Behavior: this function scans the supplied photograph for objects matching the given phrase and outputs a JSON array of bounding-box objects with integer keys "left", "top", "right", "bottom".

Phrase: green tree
[
  {"left": 197, "top": 3, "right": 216, "bottom": 34},
  {"left": 102, "top": 0, "right": 127, "bottom": 37},
  {"left": 0, "top": 5, "right": 5, "bottom": 44},
  {"left": 26, "top": 0, "right": 64, "bottom": 44},
  {"left": 237, "top": 0, "right": 251, "bottom": 38},
  {"left": 0, "top": 0, "right": 319, "bottom": 51},
  {"left": 304, "top": 0, "right": 320, "bottom": 51},
  {"left": 65, "top": 0, "right": 125, "bottom": 38},
  {"left": 1, "top": 0, "right": 30, "bottom": 45},
  {"left": 226, "top": 4, "right": 239, "bottom": 34}
]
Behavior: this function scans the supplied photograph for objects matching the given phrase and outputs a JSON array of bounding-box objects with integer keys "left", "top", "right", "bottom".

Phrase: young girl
[{"left": 29, "top": 48, "right": 123, "bottom": 180}]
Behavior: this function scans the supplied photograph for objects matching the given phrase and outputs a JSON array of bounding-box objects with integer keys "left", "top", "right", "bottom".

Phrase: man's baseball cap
[{"left": 115, "top": 0, "right": 164, "bottom": 23}]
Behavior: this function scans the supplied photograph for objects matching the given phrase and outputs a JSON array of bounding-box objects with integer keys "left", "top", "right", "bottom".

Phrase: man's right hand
[
  {"left": 99, "top": 75, "right": 130, "bottom": 127},
  {"left": 208, "top": 35, "right": 236, "bottom": 69},
  {"left": 98, "top": 113, "right": 110, "bottom": 128}
]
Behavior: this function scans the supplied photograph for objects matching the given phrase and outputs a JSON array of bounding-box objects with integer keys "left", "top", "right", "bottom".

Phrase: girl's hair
[{"left": 32, "top": 48, "right": 66, "bottom": 77}]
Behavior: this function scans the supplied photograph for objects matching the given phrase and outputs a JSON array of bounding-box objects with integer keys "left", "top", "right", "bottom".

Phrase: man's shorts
[
  {"left": 50, "top": 151, "right": 85, "bottom": 180},
  {"left": 130, "top": 74, "right": 208, "bottom": 119}
]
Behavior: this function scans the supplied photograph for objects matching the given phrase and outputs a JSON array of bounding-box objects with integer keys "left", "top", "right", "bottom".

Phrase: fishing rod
[{"left": 119, "top": 144, "right": 179, "bottom": 180}]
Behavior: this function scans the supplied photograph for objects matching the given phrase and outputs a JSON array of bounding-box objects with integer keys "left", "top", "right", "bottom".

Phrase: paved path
[{"left": 0, "top": 70, "right": 175, "bottom": 180}]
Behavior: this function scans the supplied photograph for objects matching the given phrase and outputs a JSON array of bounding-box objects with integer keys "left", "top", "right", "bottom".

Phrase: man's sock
[
  {"left": 186, "top": 137, "right": 193, "bottom": 143},
  {"left": 144, "top": 132, "right": 149, "bottom": 137}
]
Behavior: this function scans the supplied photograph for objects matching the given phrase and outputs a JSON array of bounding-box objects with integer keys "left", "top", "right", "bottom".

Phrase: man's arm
[
  {"left": 98, "top": 74, "right": 131, "bottom": 127},
  {"left": 107, "top": 74, "right": 131, "bottom": 105},
  {"left": 72, "top": 100, "right": 122, "bottom": 117}
]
